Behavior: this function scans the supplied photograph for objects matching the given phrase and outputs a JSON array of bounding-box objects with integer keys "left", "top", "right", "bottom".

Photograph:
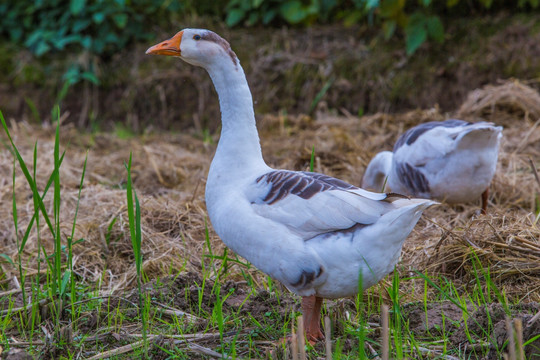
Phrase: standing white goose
[
  {"left": 362, "top": 119, "right": 502, "bottom": 213},
  {"left": 146, "top": 29, "right": 436, "bottom": 343}
]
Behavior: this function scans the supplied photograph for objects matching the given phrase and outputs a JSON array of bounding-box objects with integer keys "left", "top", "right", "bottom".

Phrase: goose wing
[
  {"left": 249, "top": 170, "right": 401, "bottom": 239},
  {"left": 393, "top": 119, "right": 474, "bottom": 166}
]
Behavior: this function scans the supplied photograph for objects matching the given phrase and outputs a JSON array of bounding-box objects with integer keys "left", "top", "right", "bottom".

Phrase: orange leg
[
  {"left": 481, "top": 188, "right": 489, "bottom": 215},
  {"left": 302, "top": 295, "right": 324, "bottom": 344}
]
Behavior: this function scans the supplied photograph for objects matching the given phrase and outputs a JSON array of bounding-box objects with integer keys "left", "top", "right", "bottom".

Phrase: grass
[{"left": 0, "top": 108, "right": 539, "bottom": 359}]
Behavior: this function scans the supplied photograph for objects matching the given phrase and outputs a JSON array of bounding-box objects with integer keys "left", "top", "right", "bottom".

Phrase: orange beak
[{"left": 146, "top": 31, "right": 183, "bottom": 56}]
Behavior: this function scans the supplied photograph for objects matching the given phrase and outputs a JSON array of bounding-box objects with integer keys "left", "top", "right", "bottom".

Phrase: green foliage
[
  {"left": 0, "top": 0, "right": 182, "bottom": 95},
  {"left": 0, "top": 0, "right": 538, "bottom": 61},
  {"left": 225, "top": 0, "right": 322, "bottom": 26},
  {"left": 0, "top": 0, "right": 181, "bottom": 57},
  {"left": 224, "top": 0, "right": 539, "bottom": 54},
  {"left": 405, "top": 12, "right": 444, "bottom": 55},
  {"left": 1, "top": 108, "right": 89, "bottom": 338}
]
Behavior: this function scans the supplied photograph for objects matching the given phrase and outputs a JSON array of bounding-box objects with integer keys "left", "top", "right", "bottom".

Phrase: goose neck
[{"left": 206, "top": 61, "right": 265, "bottom": 170}]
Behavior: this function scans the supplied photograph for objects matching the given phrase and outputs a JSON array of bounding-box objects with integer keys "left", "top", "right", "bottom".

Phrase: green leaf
[
  {"left": 0, "top": 254, "right": 13, "bottom": 265},
  {"left": 24, "top": 31, "right": 44, "bottom": 48},
  {"left": 113, "top": 13, "right": 128, "bottom": 28},
  {"left": 280, "top": 1, "right": 307, "bottom": 24},
  {"left": 382, "top": 19, "right": 396, "bottom": 40},
  {"left": 35, "top": 42, "right": 51, "bottom": 56},
  {"left": 226, "top": 8, "right": 245, "bottom": 27},
  {"left": 93, "top": 39, "right": 105, "bottom": 53},
  {"left": 63, "top": 66, "right": 81, "bottom": 84},
  {"left": 72, "top": 19, "right": 91, "bottom": 32},
  {"left": 479, "top": 0, "right": 493, "bottom": 8},
  {"left": 320, "top": 0, "right": 337, "bottom": 14},
  {"left": 226, "top": 0, "right": 242, "bottom": 9},
  {"left": 405, "top": 15, "right": 427, "bottom": 55},
  {"left": 55, "top": 34, "right": 82, "bottom": 49},
  {"left": 446, "top": 0, "right": 459, "bottom": 7},
  {"left": 262, "top": 9, "right": 276, "bottom": 24},
  {"left": 72, "top": 238, "right": 85, "bottom": 245},
  {"left": 253, "top": 0, "right": 264, "bottom": 8},
  {"left": 343, "top": 11, "right": 363, "bottom": 27},
  {"left": 426, "top": 16, "right": 444, "bottom": 43},
  {"left": 379, "top": 0, "right": 404, "bottom": 18},
  {"left": 10, "top": 28, "right": 23, "bottom": 42},
  {"left": 104, "top": 32, "right": 120, "bottom": 44},
  {"left": 81, "top": 71, "right": 100, "bottom": 85},
  {"left": 70, "top": 0, "right": 85, "bottom": 15},
  {"left": 60, "top": 270, "right": 71, "bottom": 295},
  {"left": 92, "top": 12, "right": 105, "bottom": 24},
  {"left": 306, "top": 0, "right": 320, "bottom": 15},
  {"left": 524, "top": 333, "right": 540, "bottom": 346},
  {"left": 365, "top": 0, "right": 380, "bottom": 10},
  {"left": 81, "top": 36, "right": 92, "bottom": 49},
  {"left": 247, "top": 12, "right": 259, "bottom": 26}
]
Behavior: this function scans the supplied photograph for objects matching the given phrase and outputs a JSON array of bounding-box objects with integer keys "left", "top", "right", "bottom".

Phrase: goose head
[{"left": 146, "top": 28, "right": 238, "bottom": 69}]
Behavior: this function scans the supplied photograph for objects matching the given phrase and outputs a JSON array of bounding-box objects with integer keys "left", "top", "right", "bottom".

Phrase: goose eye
[{"left": 193, "top": 35, "right": 201, "bottom": 41}]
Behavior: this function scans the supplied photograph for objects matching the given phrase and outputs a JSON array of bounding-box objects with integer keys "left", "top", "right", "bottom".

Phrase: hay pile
[
  {"left": 458, "top": 79, "right": 540, "bottom": 121},
  {"left": 0, "top": 80, "right": 539, "bottom": 302}
]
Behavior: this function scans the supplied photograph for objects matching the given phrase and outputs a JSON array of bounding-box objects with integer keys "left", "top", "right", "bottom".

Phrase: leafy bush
[
  {"left": 0, "top": 0, "right": 183, "bottom": 57},
  {"left": 1, "top": 0, "right": 538, "bottom": 62},
  {"left": 225, "top": 0, "right": 325, "bottom": 26},
  {"left": 0, "top": 0, "right": 183, "bottom": 90},
  {"left": 224, "top": 0, "right": 540, "bottom": 54},
  {"left": 353, "top": 0, "right": 539, "bottom": 54}
]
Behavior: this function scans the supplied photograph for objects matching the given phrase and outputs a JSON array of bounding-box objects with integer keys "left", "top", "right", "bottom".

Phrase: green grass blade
[
  {"left": 414, "top": 271, "right": 468, "bottom": 313},
  {"left": 60, "top": 270, "right": 71, "bottom": 296},
  {"left": 12, "top": 158, "right": 27, "bottom": 306},
  {"left": 53, "top": 107, "right": 62, "bottom": 297},
  {"left": 18, "top": 151, "right": 66, "bottom": 255},
  {"left": 124, "top": 152, "right": 147, "bottom": 356},
  {"left": 134, "top": 190, "right": 142, "bottom": 274},
  {"left": 125, "top": 153, "right": 140, "bottom": 268},
  {"left": 524, "top": 333, "right": 540, "bottom": 346},
  {"left": 68, "top": 149, "right": 88, "bottom": 318},
  {"left": 309, "top": 76, "right": 334, "bottom": 113},
  {"left": 309, "top": 146, "right": 315, "bottom": 172},
  {"left": 204, "top": 218, "right": 216, "bottom": 276},
  {"left": 0, "top": 254, "right": 14, "bottom": 265},
  {"left": 0, "top": 111, "right": 57, "bottom": 241},
  {"left": 17, "top": 149, "right": 65, "bottom": 254}
]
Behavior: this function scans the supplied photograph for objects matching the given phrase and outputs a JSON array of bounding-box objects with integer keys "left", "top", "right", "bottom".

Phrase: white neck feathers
[{"left": 205, "top": 56, "right": 266, "bottom": 173}]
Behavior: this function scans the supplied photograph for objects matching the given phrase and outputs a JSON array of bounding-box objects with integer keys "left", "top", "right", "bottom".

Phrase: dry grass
[
  {"left": 0, "top": 80, "right": 539, "bottom": 305},
  {"left": 458, "top": 79, "right": 540, "bottom": 121}
]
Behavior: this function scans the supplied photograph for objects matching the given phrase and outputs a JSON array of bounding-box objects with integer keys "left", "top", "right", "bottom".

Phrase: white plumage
[
  {"left": 363, "top": 119, "right": 502, "bottom": 212},
  {"left": 147, "top": 28, "right": 436, "bottom": 343}
]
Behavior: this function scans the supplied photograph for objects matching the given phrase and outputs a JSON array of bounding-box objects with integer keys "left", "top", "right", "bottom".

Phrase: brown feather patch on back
[
  {"left": 383, "top": 192, "right": 411, "bottom": 202},
  {"left": 255, "top": 170, "right": 358, "bottom": 205}
]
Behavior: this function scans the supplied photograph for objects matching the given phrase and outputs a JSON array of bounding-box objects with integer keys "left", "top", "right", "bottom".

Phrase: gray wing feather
[
  {"left": 395, "top": 162, "right": 430, "bottom": 195},
  {"left": 256, "top": 170, "right": 357, "bottom": 204},
  {"left": 394, "top": 119, "right": 471, "bottom": 151}
]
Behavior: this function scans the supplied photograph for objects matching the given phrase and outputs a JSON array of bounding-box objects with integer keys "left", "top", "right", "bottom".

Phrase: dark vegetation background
[{"left": 0, "top": 0, "right": 539, "bottom": 132}]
